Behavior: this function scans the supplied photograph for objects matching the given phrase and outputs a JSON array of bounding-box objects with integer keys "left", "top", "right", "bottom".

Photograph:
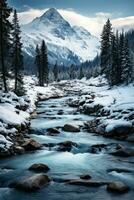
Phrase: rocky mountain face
[{"left": 21, "top": 8, "right": 100, "bottom": 70}]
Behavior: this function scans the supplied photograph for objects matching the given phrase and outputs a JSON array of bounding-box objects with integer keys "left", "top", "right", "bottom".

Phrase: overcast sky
[{"left": 8, "top": 0, "right": 134, "bottom": 36}]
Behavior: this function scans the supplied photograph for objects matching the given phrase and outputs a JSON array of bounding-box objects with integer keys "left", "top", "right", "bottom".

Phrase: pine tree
[
  {"left": 110, "top": 34, "right": 119, "bottom": 86},
  {"left": 40, "top": 40, "right": 49, "bottom": 85},
  {"left": 79, "top": 66, "right": 84, "bottom": 79},
  {"left": 119, "top": 31, "right": 126, "bottom": 83},
  {"left": 35, "top": 44, "right": 41, "bottom": 86},
  {"left": 100, "top": 19, "right": 113, "bottom": 80},
  {"left": 12, "top": 9, "right": 24, "bottom": 96},
  {"left": 53, "top": 62, "right": 58, "bottom": 81},
  {"left": 69, "top": 64, "right": 75, "bottom": 80},
  {"left": 0, "top": 0, "right": 12, "bottom": 92},
  {"left": 121, "top": 38, "right": 132, "bottom": 84}
]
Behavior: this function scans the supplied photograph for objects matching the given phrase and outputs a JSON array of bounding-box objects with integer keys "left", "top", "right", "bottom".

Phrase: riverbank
[
  {"left": 0, "top": 76, "right": 64, "bottom": 157},
  {"left": 0, "top": 75, "right": 134, "bottom": 157}
]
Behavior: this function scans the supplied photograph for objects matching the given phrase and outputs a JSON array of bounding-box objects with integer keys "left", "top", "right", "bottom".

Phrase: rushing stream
[{"left": 0, "top": 95, "right": 134, "bottom": 200}]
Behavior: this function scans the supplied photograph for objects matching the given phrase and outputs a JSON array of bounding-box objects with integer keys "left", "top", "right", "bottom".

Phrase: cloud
[{"left": 18, "top": 8, "right": 134, "bottom": 37}]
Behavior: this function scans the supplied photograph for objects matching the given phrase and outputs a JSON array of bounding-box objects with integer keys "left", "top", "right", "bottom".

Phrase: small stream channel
[{"left": 0, "top": 94, "right": 134, "bottom": 200}]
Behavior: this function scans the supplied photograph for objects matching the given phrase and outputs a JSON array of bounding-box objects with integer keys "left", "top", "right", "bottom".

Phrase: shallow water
[{"left": 0, "top": 95, "right": 134, "bottom": 200}]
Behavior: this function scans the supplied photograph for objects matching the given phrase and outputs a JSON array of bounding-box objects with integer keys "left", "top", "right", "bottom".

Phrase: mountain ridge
[{"left": 21, "top": 8, "right": 100, "bottom": 68}]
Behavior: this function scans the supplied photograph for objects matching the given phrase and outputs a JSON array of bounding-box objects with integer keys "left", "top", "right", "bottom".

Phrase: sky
[{"left": 8, "top": 0, "right": 134, "bottom": 36}]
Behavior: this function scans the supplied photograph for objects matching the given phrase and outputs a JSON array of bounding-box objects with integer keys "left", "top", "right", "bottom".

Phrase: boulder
[
  {"left": 83, "top": 103, "right": 103, "bottom": 115},
  {"left": 29, "top": 163, "right": 50, "bottom": 173},
  {"left": 58, "top": 141, "right": 77, "bottom": 152},
  {"left": 80, "top": 174, "right": 92, "bottom": 180},
  {"left": 90, "top": 143, "right": 107, "bottom": 153},
  {"left": 110, "top": 145, "right": 134, "bottom": 157},
  {"left": 126, "top": 134, "right": 134, "bottom": 142},
  {"left": 13, "top": 146, "right": 25, "bottom": 154},
  {"left": 105, "top": 121, "right": 133, "bottom": 139},
  {"left": 107, "top": 181, "right": 129, "bottom": 193},
  {"left": 22, "top": 139, "right": 42, "bottom": 151},
  {"left": 63, "top": 124, "right": 80, "bottom": 132},
  {"left": 47, "top": 128, "right": 60, "bottom": 135},
  {"left": 10, "top": 174, "right": 50, "bottom": 192}
]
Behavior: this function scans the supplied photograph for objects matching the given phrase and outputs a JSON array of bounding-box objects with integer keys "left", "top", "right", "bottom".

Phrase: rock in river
[
  {"left": 22, "top": 139, "right": 42, "bottom": 151},
  {"left": 10, "top": 174, "right": 50, "bottom": 192},
  {"left": 57, "top": 141, "right": 77, "bottom": 152},
  {"left": 29, "top": 163, "right": 50, "bottom": 173},
  {"left": 47, "top": 128, "right": 60, "bottom": 135},
  {"left": 63, "top": 124, "right": 80, "bottom": 132},
  {"left": 107, "top": 181, "right": 130, "bottom": 193}
]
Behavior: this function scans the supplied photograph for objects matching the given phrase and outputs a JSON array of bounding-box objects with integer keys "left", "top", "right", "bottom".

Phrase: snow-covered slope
[{"left": 22, "top": 8, "right": 100, "bottom": 66}]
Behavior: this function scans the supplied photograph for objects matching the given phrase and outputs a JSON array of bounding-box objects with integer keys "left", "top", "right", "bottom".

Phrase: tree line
[
  {"left": 100, "top": 19, "right": 133, "bottom": 86},
  {"left": 0, "top": 0, "right": 24, "bottom": 95}
]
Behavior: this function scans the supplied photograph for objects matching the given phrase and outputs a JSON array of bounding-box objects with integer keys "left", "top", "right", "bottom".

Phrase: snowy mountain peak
[
  {"left": 22, "top": 8, "right": 100, "bottom": 67},
  {"left": 41, "top": 8, "right": 64, "bottom": 22}
]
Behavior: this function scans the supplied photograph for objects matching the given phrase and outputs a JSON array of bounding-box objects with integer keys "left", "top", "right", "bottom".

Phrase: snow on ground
[
  {"left": 0, "top": 76, "right": 64, "bottom": 153},
  {"left": 59, "top": 76, "right": 134, "bottom": 137},
  {"left": 0, "top": 75, "right": 134, "bottom": 153}
]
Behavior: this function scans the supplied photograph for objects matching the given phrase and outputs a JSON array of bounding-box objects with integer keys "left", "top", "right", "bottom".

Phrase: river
[{"left": 0, "top": 94, "right": 134, "bottom": 200}]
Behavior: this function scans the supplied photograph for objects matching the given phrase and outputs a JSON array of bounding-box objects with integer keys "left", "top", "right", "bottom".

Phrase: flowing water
[{"left": 0, "top": 95, "right": 134, "bottom": 200}]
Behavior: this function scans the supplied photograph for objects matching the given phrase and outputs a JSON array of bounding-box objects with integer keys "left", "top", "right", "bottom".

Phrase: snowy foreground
[{"left": 0, "top": 76, "right": 134, "bottom": 156}]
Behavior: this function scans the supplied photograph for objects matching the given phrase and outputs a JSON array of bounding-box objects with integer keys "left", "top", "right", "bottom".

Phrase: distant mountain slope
[{"left": 22, "top": 8, "right": 100, "bottom": 68}]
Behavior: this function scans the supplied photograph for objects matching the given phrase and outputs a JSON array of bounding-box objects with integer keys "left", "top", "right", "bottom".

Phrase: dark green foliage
[
  {"left": 79, "top": 66, "right": 84, "bottom": 79},
  {"left": 35, "top": 40, "right": 49, "bottom": 86},
  {"left": 12, "top": 9, "right": 24, "bottom": 96},
  {"left": 0, "top": 0, "right": 12, "bottom": 91},
  {"left": 100, "top": 19, "right": 133, "bottom": 86},
  {"left": 100, "top": 19, "right": 113, "bottom": 77},
  {"left": 53, "top": 62, "right": 58, "bottom": 81},
  {"left": 69, "top": 64, "right": 76, "bottom": 79}
]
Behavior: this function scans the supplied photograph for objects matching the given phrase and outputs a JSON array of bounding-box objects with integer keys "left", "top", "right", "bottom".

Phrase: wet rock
[
  {"left": 68, "top": 180, "right": 107, "bottom": 187},
  {"left": 126, "top": 134, "right": 134, "bottom": 142},
  {"left": 84, "top": 119, "right": 104, "bottom": 134},
  {"left": 90, "top": 144, "right": 107, "bottom": 153},
  {"left": 10, "top": 174, "right": 50, "bottom": 192},
  {"left": 68, "top": 99, "right": 79, "bottom": 107},
  {"left": 29, "top": 163, "right": 50, "bottom": 173},
  {"left": 13, "top": 146, "right": 25, "bottom": 154},
  {"left": 80, "top": 174, "right": 92, "bottom": 180},
  {"left": 58, "top": 141, "right": 77, "bottom": 152},
  {"left": 110, "top": 145, "right": 134, "bottom": 157},
  {"left": 57, "top": 110, "right": 64, "bottom": 115},
  {"left": 63, "top": 124, "right": 80, "bottom": 132},
  {"left": 83, "top": 103, "right": 103, "bottom": 115},
  {"left": 107, "top": 181, "right": 129, "bottom": 193},
  {"left": 22, "top": 139, "right": 42, "bottom": 151},
  {"left": 105, "top": 122, "right": 133, "bottom": 139},
  {"left": 47, "top": 128, "right": 60, "bottom": 135}
]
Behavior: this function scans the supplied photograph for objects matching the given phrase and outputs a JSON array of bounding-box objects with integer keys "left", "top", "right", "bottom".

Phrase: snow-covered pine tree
[
  {"left": 40, "top": 40, "right": 49, "bottom": 85},
  {"left": 100, "top": 19, "right": 113, "bottom": 80},
  {"left": 53, "top": 62, "right": 58, "bottom": 82},
  {"left": 12, "top": 9, "right": 24, "bottom": 96},
  {"left": 0, "top": 0, "right": 12, "bottom": 91}
]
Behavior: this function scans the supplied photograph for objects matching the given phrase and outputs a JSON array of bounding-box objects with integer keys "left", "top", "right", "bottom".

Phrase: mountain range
[{"left": 21, "top": 8, "right": 100, "bottom": 69}]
